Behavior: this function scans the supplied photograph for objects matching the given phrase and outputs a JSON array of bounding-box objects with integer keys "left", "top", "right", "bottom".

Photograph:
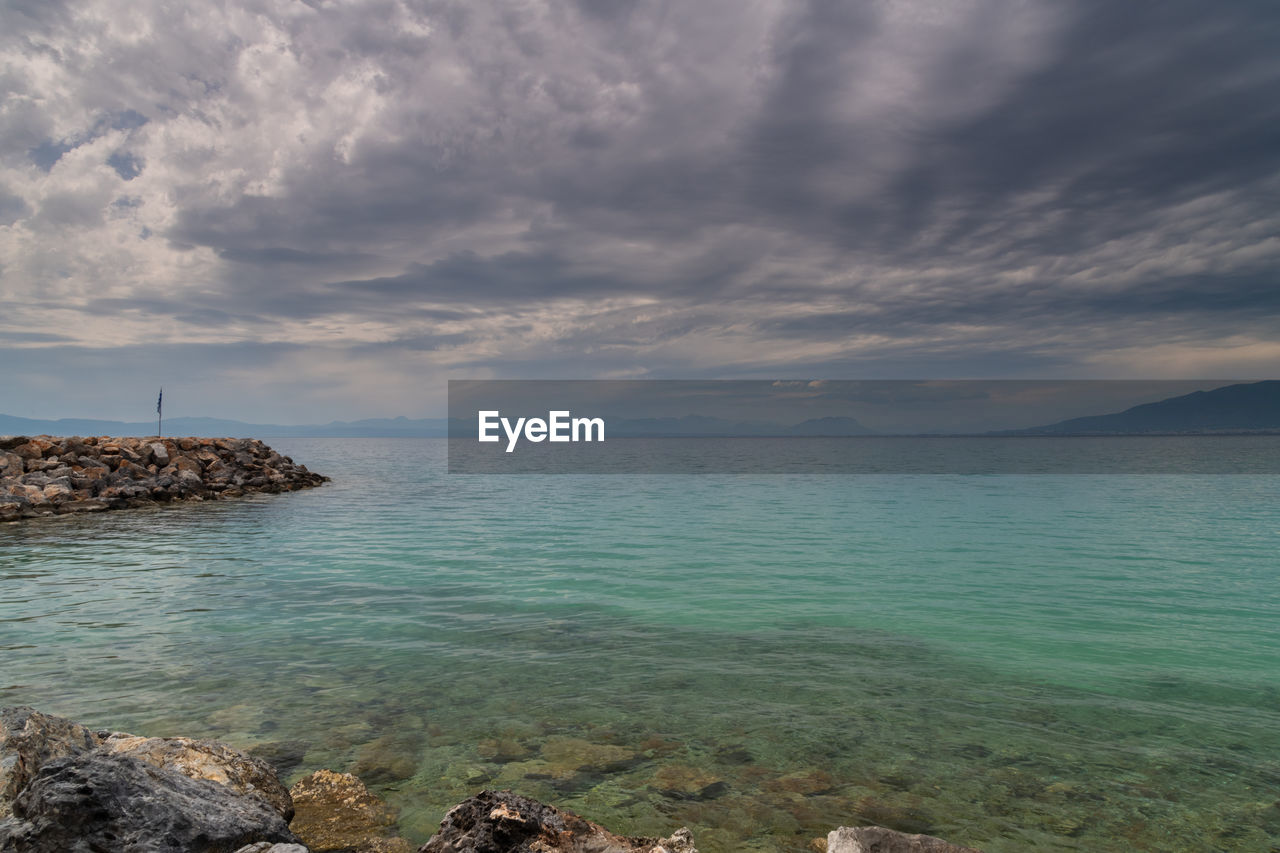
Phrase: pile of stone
[
  {"left": 0, "top": 706, "right": 980, "bottom": 853},
  {"left": 0, "top": 435, "right": 328, "bottom": 521}
]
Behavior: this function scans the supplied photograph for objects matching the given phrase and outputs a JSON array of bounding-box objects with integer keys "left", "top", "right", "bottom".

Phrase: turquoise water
[{"left": 2, "top": 438, "right": 1278, "bottom": 851}]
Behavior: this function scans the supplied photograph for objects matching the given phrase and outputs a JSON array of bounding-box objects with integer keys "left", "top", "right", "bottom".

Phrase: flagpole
[{"left": 157, "top": 387, "right": 163, "bottom": 437}]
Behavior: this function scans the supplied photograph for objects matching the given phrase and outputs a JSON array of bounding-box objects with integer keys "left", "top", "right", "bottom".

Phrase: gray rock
[
  {"left": 0, "top": 453, "right": 22, "bottom": 477},
  {"left": 102, "top": 734, "right": 293, "bottom": 821},
  {"left": 827, "top": 825, "right": 982, "bottom": 853},
  {"left": 0, "top": 706, "right": 101, "bottom": 819},
  {"left": 0, "top": 500, "right": 23, "bottom": 522},
  {"left": 0, "top": 752, "right": 300, "bottom": 852},
  {"left": 418, "top": 790, "right": 696, "bottom": 853},
  {"left": 233, "top": 844, "right": 309, "bottom": 853}
]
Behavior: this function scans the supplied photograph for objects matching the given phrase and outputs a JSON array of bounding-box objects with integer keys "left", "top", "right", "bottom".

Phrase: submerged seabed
[{"left": 2, "top": 438, "right": 1278, "bottom": 851}]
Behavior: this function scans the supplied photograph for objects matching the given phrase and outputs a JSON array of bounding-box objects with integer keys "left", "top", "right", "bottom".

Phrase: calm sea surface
[{"left": 2, "top": 438, "right": 1278, "bottom": 851}]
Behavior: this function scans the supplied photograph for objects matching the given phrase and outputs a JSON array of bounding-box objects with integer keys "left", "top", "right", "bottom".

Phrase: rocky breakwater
[{"left": 0, "top": 435, "right": 328, "bottom": 521}]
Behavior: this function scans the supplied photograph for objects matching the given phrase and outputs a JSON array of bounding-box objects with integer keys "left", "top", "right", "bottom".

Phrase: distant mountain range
[
  {"left": 1005, "top": 380, "right": 1280, "bottom": 434},
  {"left": 3, "top": 381, "right": 1276, "bottom": 438}
]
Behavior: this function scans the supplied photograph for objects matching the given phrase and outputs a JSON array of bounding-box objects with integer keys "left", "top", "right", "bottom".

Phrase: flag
[{"left": 157, "top": 388, "right": 163, "bottom": 414}]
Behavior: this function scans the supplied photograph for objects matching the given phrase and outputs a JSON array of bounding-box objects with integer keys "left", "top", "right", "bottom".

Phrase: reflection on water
[{"left": 1, "top": 439, "right": 1278, "bottom": 851}]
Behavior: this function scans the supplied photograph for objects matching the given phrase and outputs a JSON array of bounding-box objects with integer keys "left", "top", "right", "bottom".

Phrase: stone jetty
[
  {"left": 0, "top": 706, "right": 984, "bottom": 853},
  {"left": 0, "top": 435, "right": 328, "bottom": 521}
]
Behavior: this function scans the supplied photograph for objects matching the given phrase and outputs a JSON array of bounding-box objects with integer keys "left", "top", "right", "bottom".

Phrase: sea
[{"left": 2, "top": 437, "right": 1278, "bottom": 851}]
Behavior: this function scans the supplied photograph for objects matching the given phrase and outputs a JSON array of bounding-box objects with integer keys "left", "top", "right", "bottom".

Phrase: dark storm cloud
[
  {"left": 170, "top": 1, "right": 1277, "bottom": 330},
  {"left": 758, "top": 272, "right": 1280, "bottom": 339},
  {"left": 4, "top": 0, "right": 1280, "bottom": 420}
]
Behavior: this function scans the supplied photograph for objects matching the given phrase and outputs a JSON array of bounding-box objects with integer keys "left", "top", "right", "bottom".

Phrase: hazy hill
[{"left": 1009, "top": 380, "right": 1280, "bottom": 434}]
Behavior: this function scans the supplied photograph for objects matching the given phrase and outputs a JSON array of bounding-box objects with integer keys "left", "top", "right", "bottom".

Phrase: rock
[
  {"left": 649, "top": 828, "right": 697, "bottom": 853},
  {"left": 62, "top": 499, "right": 109, "bottom": 513},
  {"left": 827, "top": 826, "right": 982, "bottom": 853},
  {"left": 288, "top": 769, "right": 411, "bottom": 853},
  {"left": 0, "top": 751, "right": 299, "bottom": 852},
  {"left": 648, "top": 765, "right": 729, "bottom": 801},
  {"left": 0, "top": 706, "right": 102, "bottom": 818},
  {"left": 493, "top": 758, "right": 579, "bottom": 786},
  {"left": 103, "top": 734, "right": 294, "bottom": 820},
  {"left": 539, "top": 736, "right": 637, "bottom": 773},
  {"left": 11, "top": 440, "right": 53, "bottom": 460},
  {"left": 0, "top": 452, "right": 22, "bottom": 477},
  {"left": 149, "top": 442, "right": 171, "bottom": 466},
  {"left": 0, "top": 500, "right": 22, "bottom": 522},
  {"left": 418, "top": 790, "right": 697, "bottom": 853},
  {"left": 247, "top": 740, "right": 310, "bottom": 777},
  {"left": 40, "top": 482, "right": 72, "bottom": 504},
  {"left": 476, "top": 738, "right": 531, "bottom": 763},
  {"left": 351, "top": 732, "right": 423, "bottom": 783},
  {"left": 234, "top": 844, "right": 309, "bottom": 853},
  {"left": 764, "top": 769, "right": 838, "bottom": 796}
]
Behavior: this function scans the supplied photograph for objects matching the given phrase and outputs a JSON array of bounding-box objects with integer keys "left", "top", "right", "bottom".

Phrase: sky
[{"left": 2, "top": 0, "right": 1278, "bottom": 422}]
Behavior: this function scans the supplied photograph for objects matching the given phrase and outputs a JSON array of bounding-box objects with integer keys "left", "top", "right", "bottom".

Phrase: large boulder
[
  {"left": 418, "top": 790, "right": 696, "bottom": 853},
  {"left": 0, "top": 706, "right": 101, "bottom": 818},
  {"left": 102, "top": 735, "right": 293, "bottom": 821},
  {"left": 0, "top": 752, "right": 300, "bottom": 852},
  {"left": 827, "top": 825, "right": 982, "bottom": 853}
]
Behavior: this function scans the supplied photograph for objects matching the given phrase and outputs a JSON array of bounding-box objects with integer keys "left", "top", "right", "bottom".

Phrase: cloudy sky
[{"left": 2, "top": 0, "right": 1278, "bottom": 422}]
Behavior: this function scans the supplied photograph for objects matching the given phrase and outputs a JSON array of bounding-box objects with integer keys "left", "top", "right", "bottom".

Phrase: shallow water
[{"left": 2, "top": 438, "right": 1278, "bottom": 851}]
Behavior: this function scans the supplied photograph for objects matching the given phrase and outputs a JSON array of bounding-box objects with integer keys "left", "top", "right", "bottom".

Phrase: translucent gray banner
[{"left": 447, "top": 379, "right": 1280, "bottom": 473}]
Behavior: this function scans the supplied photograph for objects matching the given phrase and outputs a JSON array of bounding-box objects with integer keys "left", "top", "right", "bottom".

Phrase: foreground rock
[
  {"left": 0, "top": 435, "right": 327, "bottom": 521},
  {"left": 827, "top": 825, "right": 982, "bottom": 852},
  {"left": 1, "top": 752, "right": 299, "bottom": 852},
  {"left": 0, "top": 706, "right": 301, "bottom": 852},
  {"left": 0, "top": 707, "right": 100, "bottom": 819},
  {"left": 288, "top": 770, "right": 411, "bottom": 853},
  {"left": 102, "top": 734, "right": 294, "bottom": 821},
  {"left": 418, "top": 790, "right": 697, "bottom": 853}
]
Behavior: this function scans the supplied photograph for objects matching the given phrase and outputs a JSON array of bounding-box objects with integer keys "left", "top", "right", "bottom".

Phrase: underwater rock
[
  {"left": 0, "top": 706, "right": 102, "bottom": 819},
  {"left": 418, "top": 789, "right": 697, "bottom": 853},
  {"left": 351, "top": 731, "right": 423, "bottom": 783},
  {"left": 234, "top": 845, "right": 309, "bottom": 853},
  {"left": 827, "top": 825, "right": 982, "bottom": 853},
  {"left": 102, "top": 734, "right": 294, "bottom": 821},
  {"left": 494, "top": 758, "right": 578, "bottom": 786},
  {"left": 288, "top": 769, "right": 412, "bottom": 853},
  {"left": 476, "top": 737, "right": 531, "bottom": 763},
  {"left": 0, "top": 751, "right": 299, "bottom": 852},
  {"left": 851, "top": 796, "right": 936, "bottom": 836},
  {"left": 247, "top": 740, "right": 311, "bottom": 777},
  {"left": 763, "top": 769, "right": 837, "bottom": 797},
  {"left": 648, "top": 764, "right": 729, "bottom": 801},
  {"left": 538, "top": 736, "right": 638, "bottom": 773}
]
